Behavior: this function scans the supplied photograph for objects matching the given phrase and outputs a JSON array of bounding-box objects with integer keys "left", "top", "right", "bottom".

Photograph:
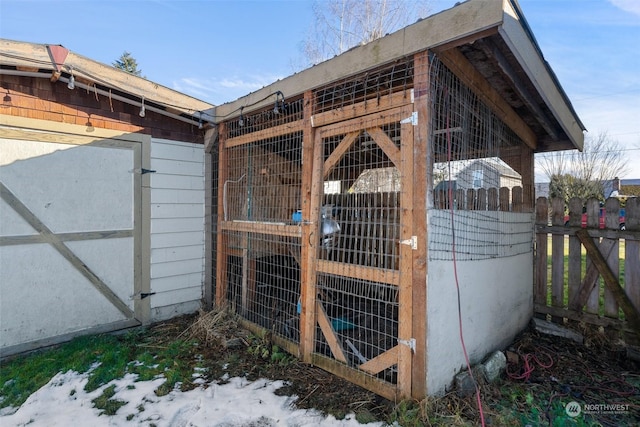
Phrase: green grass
[{"left": 0, "top": 328, "right": 202, "bottom": 411}]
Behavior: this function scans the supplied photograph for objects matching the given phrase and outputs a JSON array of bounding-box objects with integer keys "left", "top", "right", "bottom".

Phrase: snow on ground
[{"left": 1, "top": 371, "right": 386, "bottom": 427}]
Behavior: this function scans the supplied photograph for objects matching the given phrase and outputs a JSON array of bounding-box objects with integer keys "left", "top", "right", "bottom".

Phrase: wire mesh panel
[
  {"left": 427, "top": 56, "right": 533, "bottom": 261},
  {"left": 218, "top": 99, "right": 305, "bottom": 345},
  {"left": 315, "top": 273, "right": 399, "bottom": 383},
  {"left": 310, "top": 102, "right": 413, "bottom": 391}
]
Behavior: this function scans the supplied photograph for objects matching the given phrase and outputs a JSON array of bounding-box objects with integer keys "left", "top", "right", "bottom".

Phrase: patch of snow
[{"left": 1, "top": 372, "right": 385, "bottom": 426}]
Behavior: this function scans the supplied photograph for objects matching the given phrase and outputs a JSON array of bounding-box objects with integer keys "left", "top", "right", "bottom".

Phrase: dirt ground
[{"left": 168, "top": 310, "right": 640, "bottom": 426}]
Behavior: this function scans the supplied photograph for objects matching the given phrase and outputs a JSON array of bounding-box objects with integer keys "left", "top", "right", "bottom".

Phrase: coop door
[{"left": 308, "top": 105, "right": 415, "bottom": 399}]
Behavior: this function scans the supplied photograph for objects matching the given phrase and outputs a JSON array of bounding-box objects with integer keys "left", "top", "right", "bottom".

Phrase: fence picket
[
  {"left": 604, "top": 198, "right": 620, "bottom": 318},
  {"left": 626, "top": 198, "right": 640, "bottom": 313},
  {"left": 534, "top": 195, "right": 640, "bottom": 336},
  {"left": 535, "top": 197, "right": 549, "bottom": 307}
]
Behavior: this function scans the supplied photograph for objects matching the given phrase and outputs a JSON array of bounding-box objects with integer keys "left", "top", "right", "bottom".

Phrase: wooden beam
[
  {"left": 318, "top": 105, "right": 413, "bottom": 139},
  {"left": 299, "top": 91, "right": 322, "bottom": 362},
  {"left": 311, "top": 90, "right": 413, "bottom": 128},
  {"left": 316, "top": 260, "right": 399, "bottom": 286},
  {"left": 397, "top": 114, "right": 414, "bottom": 400},
  {"left": 312, "top": 354, "right": 398, "bottom": 402},
  {"left": 316, "top": 301, "right": 347, "bottom": 363},
  {"left": 322, "top": 131, "right": 359, "bottom": 179},
  {"left": 359, "top": 346, "right": 399, "bottom": 375},
  {"left": 569, "top": 239, "right": 614, "bottom": 311},
  {"left": 366, "top": 126, "right": 401, "bottom": 169},
  {"left": 534, "top": 303, "right": 633, "bottom": 331},
  {"left": 220, "top": 221, "right": 301, "bottom": 238},
  {"left": 0, "top": 229, "right": 132, "bottom": 246},
  {"left": 225, "top": 120, "right": 304, "bottom": 148},
  {"left": 435, "top": 47, "right": 537, "bottom": 150},
  {"left": 568, "top": 238, "right": 616, "bottom": 311},
  {"left": 215, "top": 122, "right": 229, "bottom": 307},
  {"left": 410, "top": 50, "right": 429, "bottom": 400},
  {"left": 576, "top": 229, "right": 640, "bottom": 334}
]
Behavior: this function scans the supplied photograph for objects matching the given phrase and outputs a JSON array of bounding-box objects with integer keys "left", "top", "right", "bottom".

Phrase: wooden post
[
  {"left": 398, "top": 107, "right": 415, "bottom": 400},
  {"left": 215, "top": 122, "right": 229, "bottom": 307},
  {"left": 300, "top": 91, "right": 321, "bottom": 361},
  {"left": 410, "top": 50, "right": 429, "bottom": 399}
]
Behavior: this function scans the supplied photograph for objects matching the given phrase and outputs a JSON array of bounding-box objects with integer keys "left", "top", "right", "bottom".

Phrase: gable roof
[
  {"left": 463, "top": 159, "right": 522, "bottom": 179},
  {"left": 214, "top": 0, "right": 584, "bottom": 154},
  {"left": 0, "top": 39, "right": 214, "bottom": 128}
]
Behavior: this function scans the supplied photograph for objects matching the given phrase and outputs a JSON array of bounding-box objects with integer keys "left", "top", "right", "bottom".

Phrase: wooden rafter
[{"left": 435, "top": 47, "right": 537, "bottom": 150}]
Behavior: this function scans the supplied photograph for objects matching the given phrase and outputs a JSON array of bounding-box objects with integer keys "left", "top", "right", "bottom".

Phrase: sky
[
  {"left": 0, "top": 0, "right": 639, "bottom": 180},
  {"left": 0, "top": 370, "right": 384, "bottom": 426}
]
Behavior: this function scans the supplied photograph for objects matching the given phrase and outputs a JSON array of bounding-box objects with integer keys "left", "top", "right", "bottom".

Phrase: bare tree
[
  {"left": 537, "top": 132, "right": 629, "bottom": 201},
  {"left": 301, "top": 0, "right": 431, "bottom": 66}
]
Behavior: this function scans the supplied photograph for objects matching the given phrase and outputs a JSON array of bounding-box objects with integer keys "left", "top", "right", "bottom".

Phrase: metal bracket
[
  {"left": 400, "top": 235, "right": 417, "bottom": 250},
  {"left": 398, "top": 338, "right": 416, "bottom": 353},
  {"left": 131, "top": 292, "right": 156, "bottom": 300},
  {"left": 130, "top": 168, "right": 156, "bottom": 174},
  {"left": 400, "top": 111, "right": 418, "bottom": 126}
]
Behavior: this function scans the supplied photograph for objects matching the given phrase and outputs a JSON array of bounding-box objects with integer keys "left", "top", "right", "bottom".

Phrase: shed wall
[
  {"left": 425, "top": 211, "right": 533, "bottom": 395},
  {"left": 149, "top": 138, "right": 205, "bottom": 320}
]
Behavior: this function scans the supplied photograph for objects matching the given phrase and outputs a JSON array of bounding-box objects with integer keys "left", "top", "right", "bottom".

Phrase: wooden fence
[{"left": 534, "top": 196, "right": 640, "bottom": 338}]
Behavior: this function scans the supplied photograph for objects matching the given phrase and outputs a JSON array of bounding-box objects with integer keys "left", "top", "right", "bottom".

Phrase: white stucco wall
[
  {"left": 425, "top": 211, "right": 533, "bottom": 395},
  {"left": 149, "top": 139, "right": 205, "bottom": 321}
]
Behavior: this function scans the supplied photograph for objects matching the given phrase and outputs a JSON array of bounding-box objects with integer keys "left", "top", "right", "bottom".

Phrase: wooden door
[
  {"left": 0, "top": 126, "right": 144, "bottom": 357},
  {"left": 301, "top": 105, "right": 415, "bottom": 400}
]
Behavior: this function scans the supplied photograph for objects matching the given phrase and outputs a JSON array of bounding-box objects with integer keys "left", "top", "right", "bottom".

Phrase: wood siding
[{"left": 149, "top": 139, "right": 205, "bottom": 319}]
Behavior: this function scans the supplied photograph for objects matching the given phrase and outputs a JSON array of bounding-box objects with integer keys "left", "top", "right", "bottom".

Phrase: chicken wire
[{"left": 427, "top": 55, "right": 533, "bottom": 261}]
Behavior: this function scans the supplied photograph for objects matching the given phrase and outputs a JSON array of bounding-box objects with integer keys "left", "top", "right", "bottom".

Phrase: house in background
[
  {"left": 0, "top": 40, "right": 214, "bottom": 357},
  {"left": 456, "top": 158, "right": 522, "bottom": 191},
  {"left": 433, "top": 158, "right": 522, "bottom": 208}
]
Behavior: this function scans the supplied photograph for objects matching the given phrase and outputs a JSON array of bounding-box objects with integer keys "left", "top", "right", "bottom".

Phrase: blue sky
[{"left": 1, "top": 0, "right": 639, "bottom": 179}]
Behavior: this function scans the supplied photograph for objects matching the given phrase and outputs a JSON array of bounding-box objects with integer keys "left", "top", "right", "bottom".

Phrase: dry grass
[{"left": 177, "top": 306, "right": 248, "bottom": 347}]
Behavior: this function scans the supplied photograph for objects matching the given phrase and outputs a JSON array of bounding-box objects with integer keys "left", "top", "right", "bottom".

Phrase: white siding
[{"left": 149, "top": 139, "right": 205, "bottom": 321}]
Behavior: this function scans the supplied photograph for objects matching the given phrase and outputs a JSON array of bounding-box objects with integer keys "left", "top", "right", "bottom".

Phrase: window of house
[{"left": 472, "top": 170, "right": 483, "bottom": 188}]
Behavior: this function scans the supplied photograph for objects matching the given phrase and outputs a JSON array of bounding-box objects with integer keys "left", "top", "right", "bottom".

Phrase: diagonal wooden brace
[
  {"left": 576, "top": 229, "right": 640, "bottom": 334},
  {"left": 568, "top": 238, "right": 616, "bottom": 311}
]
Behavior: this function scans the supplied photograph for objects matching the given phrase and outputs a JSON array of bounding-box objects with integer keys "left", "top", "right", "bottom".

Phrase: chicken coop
[{"left": 209, "top": 0, "right": 584, "bottom": 399}]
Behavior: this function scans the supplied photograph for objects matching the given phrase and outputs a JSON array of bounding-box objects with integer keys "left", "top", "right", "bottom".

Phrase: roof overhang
[
  {"left": 215, "top": 0, "right": 584, "bottom": 153},
  {"left": 0, "top": 39, "right": 214, "bottom": 128}
]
